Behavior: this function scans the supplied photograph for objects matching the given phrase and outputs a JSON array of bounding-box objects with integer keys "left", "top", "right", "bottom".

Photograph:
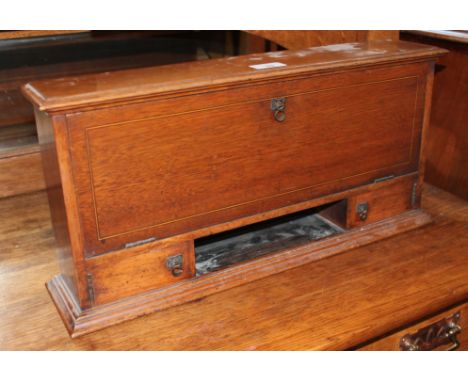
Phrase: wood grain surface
[
  {"left": 246, "top": 31, "right": 365, "bottom": 50},
  {"left": 0, "top": 148, "right": 45, "bottom": 198},
  {"left": 48, "top": 208, "right": 431, "bottom": 338},
  {"left": 0, "top": 184, "right": 466, "bottom": 349},
  {"left": 23, "top": 42, "right": 444, "bottom": 330},
  {"left": 72, "top": 67, "right": 425, "bottom": 250},
  {"left": 0, "top": 31, "right": 87, "bottom": 40},
  {"left": 22, "top": 41, "right": 446, "bottom": 113},
  {"left": 31, "top": 57, "right": 437, "bottom": 260},
  {"left": 87, "top": 240, "right": 195, "bottom": 305},
  {"left": 245, "top": 31, "right": 399, "bottom": 50}
]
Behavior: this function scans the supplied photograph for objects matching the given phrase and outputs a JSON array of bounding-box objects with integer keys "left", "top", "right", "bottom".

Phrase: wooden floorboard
[{"left": 0, "top": 184, "right": 467, "bottom": 350}]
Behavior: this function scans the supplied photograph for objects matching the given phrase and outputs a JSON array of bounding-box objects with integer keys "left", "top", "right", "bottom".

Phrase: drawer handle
[
  {"left": 166, "top": 254, "right": 184, "bottom": 277},
  {"left": 400, "top": 311, "right": 461, "bottom": 351},
  {"left": 356, "top": 202, "right": 369, "bottom": 221},
  {"left": 271, "top": 97, "right": 286, "bottom": 122}
]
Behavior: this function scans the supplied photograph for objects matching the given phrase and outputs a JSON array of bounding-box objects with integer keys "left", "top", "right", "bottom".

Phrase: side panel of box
[
  {"left": 35, "top": 110, "right": 76, "bottom": 297},
  {"left": 35, "top": 109, "right": 88, "bottom": 307}
]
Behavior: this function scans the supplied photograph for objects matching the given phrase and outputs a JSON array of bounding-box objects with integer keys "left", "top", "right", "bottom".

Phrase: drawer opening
[{"left": 194, "top": 201, "right": 346, "bottom": 275}]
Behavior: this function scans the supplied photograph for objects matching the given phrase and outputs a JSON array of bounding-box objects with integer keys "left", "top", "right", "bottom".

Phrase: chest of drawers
[{"left": 22, "top": 41, "right": 445, "bottom": 337}]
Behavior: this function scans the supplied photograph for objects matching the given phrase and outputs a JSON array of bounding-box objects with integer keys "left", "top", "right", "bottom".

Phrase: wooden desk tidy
[{"left": 22, "top": 41, "right": 446, "bottom": 337}]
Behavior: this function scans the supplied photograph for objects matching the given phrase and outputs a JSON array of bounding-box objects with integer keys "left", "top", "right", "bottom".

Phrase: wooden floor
[{"left": 0, "top": 184, "right": 467, "bottom": 350}]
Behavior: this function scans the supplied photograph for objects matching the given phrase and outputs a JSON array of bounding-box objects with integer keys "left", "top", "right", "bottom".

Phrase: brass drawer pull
[
  {"left": 271, "top": 97, "right": 286, "bottom": 122},
  {"left": 400, "top": 311, "right": 462, "bottom": 351},
  {"left": 166, "top": 254, "right": 184, "bottom": 277}
]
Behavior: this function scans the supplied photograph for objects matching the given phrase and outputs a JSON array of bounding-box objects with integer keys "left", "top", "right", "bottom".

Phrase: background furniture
[
  {"left": 401, "top": 31, "right": 468, "bottom": 201},
  {"left": 0, "top": 30, "right": 233, "bottom": 197}
]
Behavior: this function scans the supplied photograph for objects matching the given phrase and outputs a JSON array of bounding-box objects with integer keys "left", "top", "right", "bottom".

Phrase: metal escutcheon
[
  {"left": 356, "top": 202, "right": 369, "bottom": 222},
  {"left": 271, "top": 97, "right": 286, "bottom": 123},
  {"left": 166, "top": 253, "right": 184, "bottom": 277}
]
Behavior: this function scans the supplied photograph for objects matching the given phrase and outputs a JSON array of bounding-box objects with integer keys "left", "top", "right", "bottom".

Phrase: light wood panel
[
  {"left": 245, "top": 31, "right": 399, "bottom": 50},
  {"left": 0, "top": 148, "right": 45, "bottom": 198},
  {"left": 0, "top": 30, "right": 87, "bottom": 40}
]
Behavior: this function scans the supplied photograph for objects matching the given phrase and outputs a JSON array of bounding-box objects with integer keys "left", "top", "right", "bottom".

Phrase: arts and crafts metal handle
[
  {"left": 356, "top": 202, "right": 369, "bottom": 222},
  {"left": 271, "top": 97, "right": 286, "bottom": 122},
  {"left": 399, "top": 311, "right": 462, "bottom": 351},
  {"left": 166, "top": 253, "right": 184, "bottom": 277}
]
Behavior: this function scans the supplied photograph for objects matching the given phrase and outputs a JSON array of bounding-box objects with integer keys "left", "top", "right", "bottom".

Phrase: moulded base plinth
[{"left": 47, "top": 209, "right": 432, "bottom": 338}]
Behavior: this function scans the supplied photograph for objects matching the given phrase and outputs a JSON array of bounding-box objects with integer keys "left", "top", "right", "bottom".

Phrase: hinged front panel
[{"left": 66, "top": 63, "right": 428, "bottom": 255}]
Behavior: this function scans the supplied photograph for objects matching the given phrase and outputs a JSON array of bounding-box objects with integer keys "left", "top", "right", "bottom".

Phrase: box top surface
[{"left": 22, "top": 41, "right": 446, "bottom": 113}]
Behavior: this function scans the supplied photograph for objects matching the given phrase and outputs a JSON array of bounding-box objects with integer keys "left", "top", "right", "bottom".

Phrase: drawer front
[
  {"left": 360, "top": 303, "right": 468, "bottom": 351},
  {"left": 346, "top": 175, "right": 416, "bottom": 228},
  {"left": 67, "top": 63, "right": 429, "bottom": 255},
  {"left": 86, "top": 241, "right": 194, "bottom": 305}
]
